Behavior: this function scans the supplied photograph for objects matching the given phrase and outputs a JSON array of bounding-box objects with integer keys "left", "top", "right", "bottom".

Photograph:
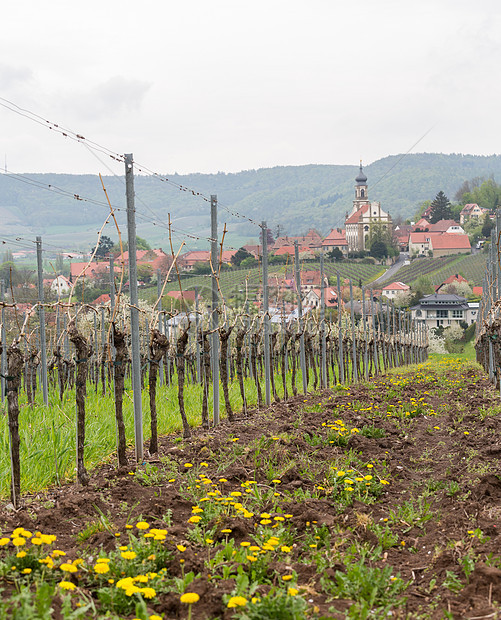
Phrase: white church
[{"left": 345, "top": 163, "right": 392, "bottom": 253}]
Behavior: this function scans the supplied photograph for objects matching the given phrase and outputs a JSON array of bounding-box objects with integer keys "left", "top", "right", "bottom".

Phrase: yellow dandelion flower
[
  {"left": 136, "top": 521, "right": 150, "bottom": 530},
  {"left": 227, "top": 596, "right": 247, "bottom": 608},
  {"left": 188, "top": 516, "right": 201, "bottom": 524},
  {"left": 180, "top": 592, "right": 200, "bottom": 603},
  {"left": 140, "top": 587, "right": 156, "bottom": 599},
  {"left": 94, "top": 563, "right": 110, "bottom": 574},
  {"left": 60, "top": 563, "right": 78, "bottom": 573},
  {"left": 58, "top": 581, "right": 76, "bottom": 591},
  {"left": 12, "top": 537, "right": 26, "bottom": 547},
  {"left": 121, "top": 551, "right": 137, "bottom": 560}
]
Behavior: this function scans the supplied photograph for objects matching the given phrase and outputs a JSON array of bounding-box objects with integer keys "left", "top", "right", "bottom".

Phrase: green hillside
[
  {"left": 2, "top": 153, "right": 501, "bottom": 252},
  {"left": 394, "top": 253, "right": 487, "bottom": 287}
]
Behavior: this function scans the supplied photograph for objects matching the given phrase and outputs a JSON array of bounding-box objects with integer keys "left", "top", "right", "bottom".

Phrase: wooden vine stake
[
  {"left": 176, "top": 324, "right": 192, "bottom": 438},
  {"left": 219, "top": 324, "right": 235, "bottom": 422},
  {"left": 5, "top": 343, "right": 23, "bottom": 508},
  {"left": 148, "top": 329, "right": 169, "bottom": 454},
  {"left": 68, "top": 320, "right": 90, "bottom": 486},
  {"left": 112, "top": 323, "right": 129, "bottom": 467}
]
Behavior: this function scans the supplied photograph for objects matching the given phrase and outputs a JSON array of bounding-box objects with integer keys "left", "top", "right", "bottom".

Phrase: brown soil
[{"left": 1, "top": 360, "right": 501, "bottom": 619}]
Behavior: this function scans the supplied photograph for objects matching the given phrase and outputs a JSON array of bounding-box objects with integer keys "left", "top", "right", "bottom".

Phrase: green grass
[{"left": 0, "top": 368, "right": 318, "bottom": 497}]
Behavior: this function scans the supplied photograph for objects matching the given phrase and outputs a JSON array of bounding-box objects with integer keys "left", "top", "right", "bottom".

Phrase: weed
[
  {"left": 445, "top": 480, "right": 460, "bottom": 497},
  {"left": 321, "top": 560, "right": 407, "bottom": 608},
  {"left": 369, "top": 523, "right": 400, "bottom": 550},
  {"left": 443, "top": 570, "right": 463, "bottom": 593},
  {"left": 388, "top": 497, "right": 434, "bottom": 533},
  {"left": 135, "top": 463, "right": 164, "bottom": 487},
  {"left": 359, "top": 425, "right": 386, "bottom": 439}
]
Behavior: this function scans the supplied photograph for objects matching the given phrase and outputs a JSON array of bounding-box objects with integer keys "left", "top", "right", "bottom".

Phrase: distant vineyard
[
  {"left": 394, "top": 253, "right": 487, "bottom": 287},
  {"left": 423, "top": 253, "right": 487, "bottom": 287},
  {"left": 392, "top": 256, "right": 460, "bottom": 285},
  {"left": 141, "top": 260, "right": 385, "bottom": 305}
]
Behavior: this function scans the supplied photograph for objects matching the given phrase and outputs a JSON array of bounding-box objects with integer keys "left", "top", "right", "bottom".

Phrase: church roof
[
  {"left": 355, "top": 162, "right": 367, "bottom": 185},
  {"left": 345, "top": 204, "right": 370, "bottom": 224}
]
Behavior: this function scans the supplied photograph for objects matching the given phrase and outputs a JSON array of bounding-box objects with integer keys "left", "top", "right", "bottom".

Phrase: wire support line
[
  {"left": 0, "top": 96, "right": 265, "bottom": 231},
  {"left": 0, "top": 169, "right": 223, "bottom": 247},
  {"left": 370, "top": 125, "right": 435, "bottom": 190}
]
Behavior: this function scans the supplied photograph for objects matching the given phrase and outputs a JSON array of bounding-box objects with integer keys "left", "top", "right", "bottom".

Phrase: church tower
[{"left": 355, "top": 161, "right": 368, "bottom": 201}]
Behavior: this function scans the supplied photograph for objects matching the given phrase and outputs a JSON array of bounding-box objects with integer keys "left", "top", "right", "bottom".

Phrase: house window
[
  {"left": 452, "top": 310, "right": 463, "bottom": 318},
  {"left": 437, "top": 309, "right": 448, "bottom": 318}
]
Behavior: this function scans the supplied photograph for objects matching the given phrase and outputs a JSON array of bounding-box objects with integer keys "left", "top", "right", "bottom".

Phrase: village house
[
  {"left": 303, "top": 287, "right": 339, "bottom": 309},
  {"left": 271, "top": 229, "right": 322, "bottom": 252},
  {"left": 411, "top": 294, "right": 476, "bottom": 329},
  {"left": 70, "top": 260, "right": 109, "bottom": 282},
  {"left": 430, "top": 233, "right": 471, "bottom": 257},
  {"left": 460, "top": 203, "right": 489, "bottom": 225},
  {"left": 435, "top": 274, "right": 468, "bottom": 293},
  {"left": 321, "top": 229, "right": 348, "bottom": 255},
  {"left": 381, "top": 281, "right": 410, "bottom": 300},
  {"left": 166, "top": 290, "right": 198, "bottom": 304},
  {"left": 408, "top": 232, "right": 471, "bottom": 257},
  {"left": 345, "top": 163, "right": 392, "bottom": 253},
  {"left": 408, "top": 232, "right": 431, "bottom": 256},
  {"left": 50, "top": 275, "right": 71, "bottom": 296},
  {"left": 177, "top": 249, "right": 237, "bottom": 271}
]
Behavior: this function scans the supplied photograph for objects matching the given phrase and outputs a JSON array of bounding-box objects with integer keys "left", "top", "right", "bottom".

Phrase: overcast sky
[{"left": 1, "top": 0, "right": 500, "bottom": 176}]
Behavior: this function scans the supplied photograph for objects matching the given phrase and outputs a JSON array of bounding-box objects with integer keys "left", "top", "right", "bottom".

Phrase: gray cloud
[
  {"left": 0, "top": 64, "right": 33, "bottom": 88},
  {"left": 62, "top": 76, "right": 152, "bottom": 121}
]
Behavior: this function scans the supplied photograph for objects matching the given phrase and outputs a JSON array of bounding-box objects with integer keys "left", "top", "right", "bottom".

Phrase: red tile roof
[
  {"left": 382, "top": 281, "right": 410, "bottom": 291},
  {"left": 345, "top": 204, "right": 370, "bottom": 224},
  {"left": 409, "top": 232, "right": 431, "bottom": 243},
  {"left": 429, "top": 220, "right": 461, "bottom": 232},
  {"left": 166, "top": 290, "right": 196, "bottom": 302},
  {"left": 430, "top": 234, "right": 471, "bottom": 250},
  {"left": 443, "top": 274, "right": 468, "bottom": 285},
  {"left": 93, "top": 293, "right": 111, "bottom": 305},
  {"left": 322, "top": 229, "right": 347, "bottom": 246}
]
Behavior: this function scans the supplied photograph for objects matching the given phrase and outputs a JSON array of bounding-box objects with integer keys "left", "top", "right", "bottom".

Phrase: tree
[
  {"left": 326, "top": 247, "right": 344, "bottom": 261},
  {"left": 111, "top": 236, "right": 151, "bottom": 256},
  {"left": 429, "top": 191, "right": 451, "bottom": 224},
  {"left": 240, "top": 256, "right": 258, "bottom": 268},
  {"left": 482, "top": 213, "right": 494, "bottom": 238},
  {"left": 136, "top": 236, "right": 151, "bottom": 251},
  {"left": 413, "top": 200, "right": 431, "bottom": 222},
  {"left": 370, "top": 241, "right": 388, "bottom": 259},
  {"left": 231, "top": 247, "right": 253, "bottom": 267},
  {"left": 137, "top": 264, "right": 153, "bottom": 284},
  {"left": 0, "top": 262, "right": 18, "bottom": 287},
  {"left": 458, "top": 177, "right": 501, "bottom": 210},
  {"left": 92, "top": 235, "right": 114, "bottom": 258}
]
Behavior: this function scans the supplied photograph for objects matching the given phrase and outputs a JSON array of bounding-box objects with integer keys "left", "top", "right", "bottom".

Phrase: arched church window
[{"left": 361, "top": 189, "right": 365, "bottom": 197}]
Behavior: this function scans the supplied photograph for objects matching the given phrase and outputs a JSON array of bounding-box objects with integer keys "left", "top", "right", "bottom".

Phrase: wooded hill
[{"left": 2, "top": 153, "right": 501, "bottom": 250}]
